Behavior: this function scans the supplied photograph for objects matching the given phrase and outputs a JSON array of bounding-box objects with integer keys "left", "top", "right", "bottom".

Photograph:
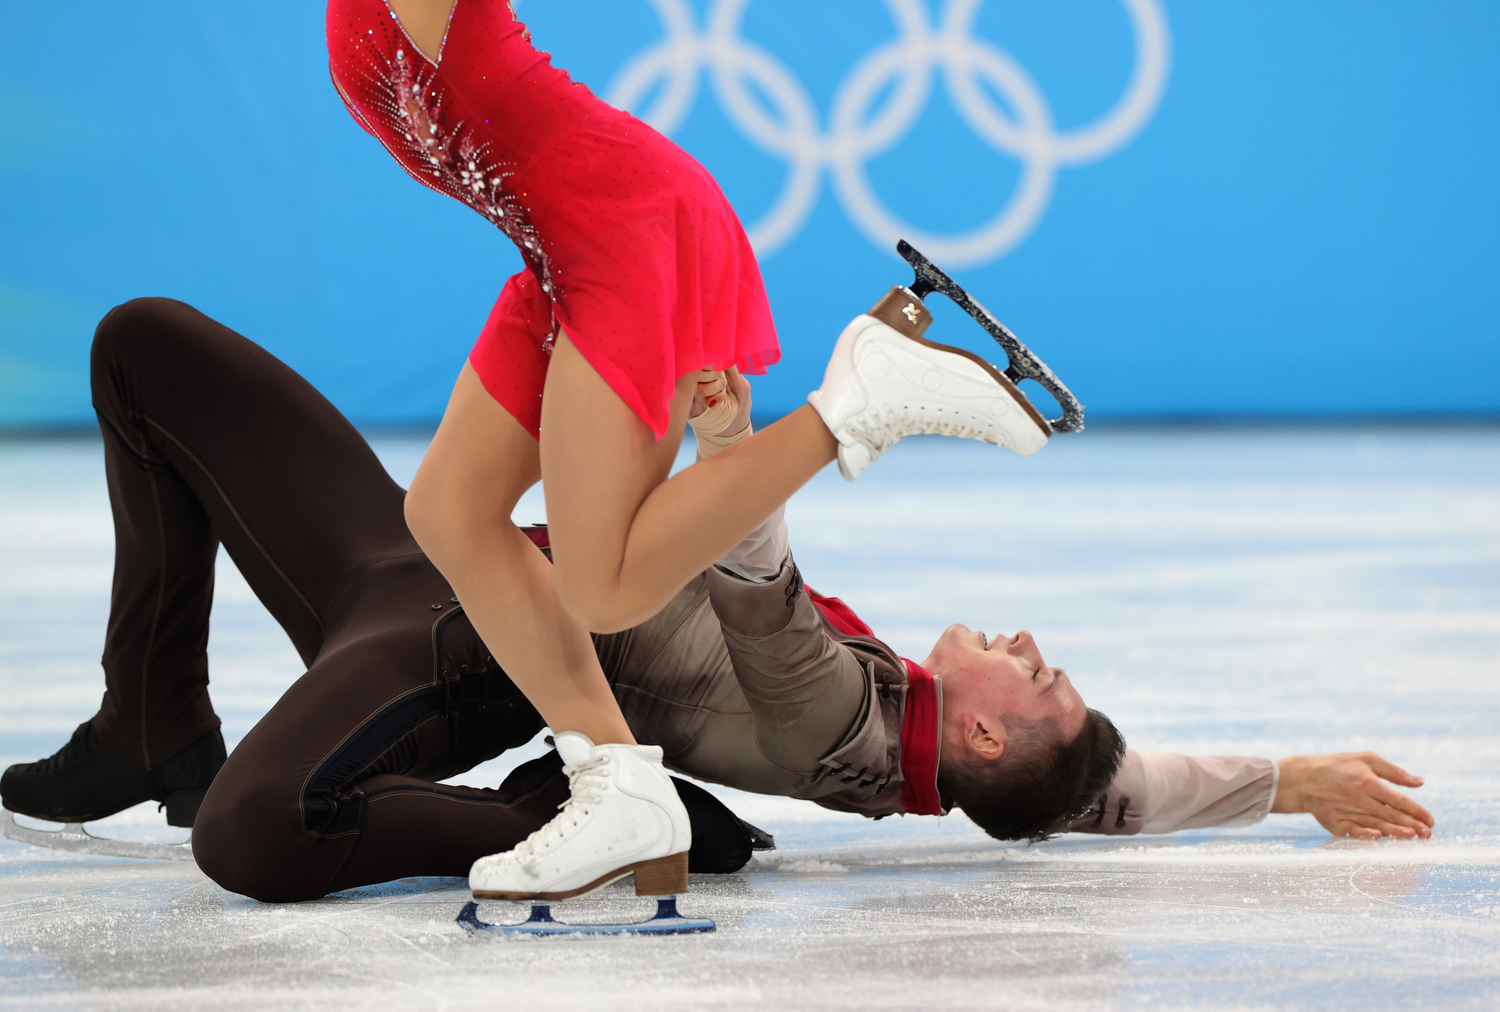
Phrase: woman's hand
[
  {"left": 1271, "top": 752, "right": 1433, "bottom": 840},
  {"left": 689, "top": 367, "right": 752, "bottom": 438}
]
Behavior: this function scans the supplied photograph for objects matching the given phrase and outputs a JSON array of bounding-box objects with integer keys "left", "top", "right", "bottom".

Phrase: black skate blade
[
  {"left": 2, "top": 811, "right": 194, "bottom": 862},
  {"left": 457, "top": 898, "right": 715, "bottom": 937},
  {"left": 897, "top": 239, "right": 1085, "bottom": 434}
]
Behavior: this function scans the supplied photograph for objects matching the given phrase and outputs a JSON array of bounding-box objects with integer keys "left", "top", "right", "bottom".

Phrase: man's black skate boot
[{"left": 0, "top": 721, "right": 225, "bottom": 828}]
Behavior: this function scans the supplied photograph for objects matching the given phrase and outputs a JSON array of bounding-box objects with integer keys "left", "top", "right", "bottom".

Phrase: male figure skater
[{"left": 2, "top": 300, "right": 1434, "bottom": 902}]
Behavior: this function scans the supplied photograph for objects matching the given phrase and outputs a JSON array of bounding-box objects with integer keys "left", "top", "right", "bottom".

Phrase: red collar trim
[
  {"left": 795, "top": 588, "right": 945, "bottom": 816},
  {"left": 805, "top": 587, "right": 873, "bottom": 637},
  {"left": 899, "top": 658, "right": 944, "bottom": 816}
]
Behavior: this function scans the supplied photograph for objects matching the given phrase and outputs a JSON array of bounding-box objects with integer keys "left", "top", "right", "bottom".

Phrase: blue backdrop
[{"left": 3, "top": 1, "right": 1498, "bottom": 427}]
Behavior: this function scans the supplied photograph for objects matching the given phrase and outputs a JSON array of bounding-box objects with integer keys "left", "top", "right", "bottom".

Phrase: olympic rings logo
[{"left": 602, "top": 0, "right": 1171, "bottom": 267}]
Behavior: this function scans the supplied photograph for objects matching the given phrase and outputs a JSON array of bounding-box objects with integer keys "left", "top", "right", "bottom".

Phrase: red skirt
[{"left": 327, "top": 0, "right": 780, "bottom": 439}]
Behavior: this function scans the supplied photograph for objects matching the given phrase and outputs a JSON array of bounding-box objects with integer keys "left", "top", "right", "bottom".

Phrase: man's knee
[
  {"left": 192, "top": 776, "right": 324, "bottom": 903},
  {"left": 89, "top": 298, "right": 221, "bottom": 421},
  {"left": 91, "top": 298, "right": 188, "bottom": 371}
]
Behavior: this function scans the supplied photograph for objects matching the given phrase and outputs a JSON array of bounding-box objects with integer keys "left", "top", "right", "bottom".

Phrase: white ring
[{"left": 608, "top": 0, "right": 1171, "bottom": 267}]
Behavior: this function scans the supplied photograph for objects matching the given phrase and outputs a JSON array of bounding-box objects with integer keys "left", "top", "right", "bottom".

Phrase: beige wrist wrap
[{"left": 689, "top": 398, "right": 750, "bottom": 458}]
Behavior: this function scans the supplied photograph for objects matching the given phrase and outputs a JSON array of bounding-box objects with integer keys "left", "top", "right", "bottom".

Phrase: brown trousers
[{"left": 91, "top": 298, "right": 568, "bottom": 902}]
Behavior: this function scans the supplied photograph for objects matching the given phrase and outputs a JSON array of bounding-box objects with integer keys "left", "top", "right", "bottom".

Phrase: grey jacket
[
  {"left": 596, "top": 558, "right": 926, "bottom": 816},
  {"left": 594, "top": 554, "right": 1277, "bottom": 834}
]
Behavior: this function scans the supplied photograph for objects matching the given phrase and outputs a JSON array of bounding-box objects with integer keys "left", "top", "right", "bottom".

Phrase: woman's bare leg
[
  {"left": 405, "top": 363, "right": 633, "bottom": 745},
  {"left": 410, "top": 341, "right": 834, "bottom": 744},
  {"left": 541, "top": 333, "right": 836, "bottom": 634},
  {"left": 382, "top": 0, "right": 838, "bottom": 636}
]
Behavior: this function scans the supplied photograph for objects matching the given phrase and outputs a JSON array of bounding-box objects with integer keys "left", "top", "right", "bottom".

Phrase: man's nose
[{"left": 1009, "top": 630, "right": 1046, "bottom": 664}]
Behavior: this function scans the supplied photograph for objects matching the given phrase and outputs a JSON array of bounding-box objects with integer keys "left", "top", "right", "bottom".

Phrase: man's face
[{"left": 923, "top": 624, "right": 1088, "bottom": 748}]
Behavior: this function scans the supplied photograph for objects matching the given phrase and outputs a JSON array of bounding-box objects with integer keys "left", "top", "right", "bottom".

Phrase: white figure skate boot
[
  {"left": 807, "top": 288, "right": 1052, "bottom": 480},
  {"left": 469, "top": 732, "right": 692, "bottom": 901}
]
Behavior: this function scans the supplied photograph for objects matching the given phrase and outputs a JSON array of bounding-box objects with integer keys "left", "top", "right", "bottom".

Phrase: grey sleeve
[
  {"left": 696, "top": 431, "right": 790, "bottom": 583},
  {"left": 712, "top": 503, "right": 788, "bottom": 582},
  {"left": 1070, "top": 750, "right": 1278, "bottom": 836},
  {"left": 704, "top": 560, "right": 868, "bottom": 776}
]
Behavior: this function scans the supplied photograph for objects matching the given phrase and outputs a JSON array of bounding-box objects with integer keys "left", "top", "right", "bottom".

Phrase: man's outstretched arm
[
  {"left": 1071, "top": 749, "right": 1432, "bottom": 840},
  {"left": 1270, "top": 752, "right": 1432, "bottom": 839}
]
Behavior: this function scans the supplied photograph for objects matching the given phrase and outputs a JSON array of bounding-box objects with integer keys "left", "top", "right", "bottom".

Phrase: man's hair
[{"left": 937, "top": 708, "right": 1126, "bottom": 842}]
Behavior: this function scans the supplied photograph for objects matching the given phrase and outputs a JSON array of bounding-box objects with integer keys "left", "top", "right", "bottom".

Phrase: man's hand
[{"left": 1271, "top": 752, "right": 1433, "bottom": 840}]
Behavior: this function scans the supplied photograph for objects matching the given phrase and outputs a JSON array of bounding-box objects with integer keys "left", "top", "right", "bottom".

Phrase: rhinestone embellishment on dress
[{"left": 335, "top": 29, "right": 560, "bottom": 348}]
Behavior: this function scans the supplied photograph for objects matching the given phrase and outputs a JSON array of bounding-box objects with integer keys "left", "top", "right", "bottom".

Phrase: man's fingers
[
  {"left": 1353, "top": 794, "right": 1431, "bottom": 837},
  {"left": 1368, "top": 780, "right": 1434, "bottom": 827},
  {"left": 1330, "top": 815, "right": 1383, "bottom": 839},
  {"left": 1346, "top": 823, "right": 1400, "bottom": 840},
  {"left": 1331, "top": 806, "right": 1419, "bottom": 840},
  {"left": 1364, "top": 752, "right": 1424, "bottom": 788},
  {"left": 1371, "top": 818, "right": 1426, "bottom": 840}
]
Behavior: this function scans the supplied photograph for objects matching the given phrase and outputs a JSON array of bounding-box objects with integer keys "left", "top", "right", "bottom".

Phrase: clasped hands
[{"left": 689, "top": 367, "right": 752, "bottom": 442}]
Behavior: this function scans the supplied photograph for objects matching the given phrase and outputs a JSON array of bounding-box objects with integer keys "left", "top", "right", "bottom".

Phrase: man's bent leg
[
  {"left": 193, "top": 557, "right": 551, "bottom": 901},
  {"left": 93, "top": 393, "right": 221, "bottom": 769},
  {"left": 192, "top": 548, "right": 766, "bottom": 899},
  {"left": 324, "top": 773, "right": 566, "bottom": 895},
  {"left": 88, "top": 297, "right": 416, "bottom": 766}
]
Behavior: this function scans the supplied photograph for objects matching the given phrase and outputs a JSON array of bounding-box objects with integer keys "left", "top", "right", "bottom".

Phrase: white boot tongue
[{"left": 553, "top": 731, "right": 597, "bottom": 765}]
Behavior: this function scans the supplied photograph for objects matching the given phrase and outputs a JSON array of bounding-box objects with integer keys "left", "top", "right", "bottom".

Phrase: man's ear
[{"left": 967, "top": 718, "right": 1006, "bottom": 761}]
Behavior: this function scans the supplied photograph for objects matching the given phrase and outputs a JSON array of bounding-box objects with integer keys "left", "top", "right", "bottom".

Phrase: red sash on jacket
[{"left": 807, "top": 589, "right": 944, "bottom": 817}]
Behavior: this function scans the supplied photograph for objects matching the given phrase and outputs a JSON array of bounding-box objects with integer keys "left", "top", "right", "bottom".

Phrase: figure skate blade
[
  {"left": 3, "top": 810, "right": 194, "bottom": 861},
  {"left": 457, "top": 898, "right": 715, "bottom": 937},
  {"left": 897, "top": 239, "right": 1085, "bottom": 434}
]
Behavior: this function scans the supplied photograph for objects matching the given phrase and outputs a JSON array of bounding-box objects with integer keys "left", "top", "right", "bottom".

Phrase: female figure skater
[{"left": 326, "top": 0, "right": 1049, "bottom": 902}]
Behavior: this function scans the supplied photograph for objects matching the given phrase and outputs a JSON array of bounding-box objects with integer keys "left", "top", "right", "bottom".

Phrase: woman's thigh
[
  {"left": 409, "top": 361, "right": 542, "bottom": 533},
  {"left": 537, "top": 331, "right": 696, "bottom": 621}
]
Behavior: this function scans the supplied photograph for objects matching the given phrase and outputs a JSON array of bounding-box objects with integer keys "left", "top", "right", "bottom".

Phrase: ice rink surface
[{"left": 2, "top": 427, "right": 1497, "bottom": 1010}]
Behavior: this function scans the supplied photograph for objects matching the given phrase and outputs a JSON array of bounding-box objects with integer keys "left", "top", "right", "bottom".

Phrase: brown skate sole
[
  {"left": 472, "top": 850, "right": 690, "bottom": 902},
  {"left": 868, "top": 287, "right": 1052, "bottom": 439}
]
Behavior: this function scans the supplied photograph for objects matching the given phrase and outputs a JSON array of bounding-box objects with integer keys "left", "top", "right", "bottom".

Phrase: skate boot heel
[
  {"left": 160, "top": 788, "right": 207, "bottom": 828},
  {"left": 632, "top": 851, "right": 689, "bottom": 896},
  {"left": 866, "top": 286, "right": 933, "bottom": 340}
]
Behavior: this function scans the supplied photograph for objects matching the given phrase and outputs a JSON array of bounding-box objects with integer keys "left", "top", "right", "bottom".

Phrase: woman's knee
[
  {"left": 406, "top": 385, "right": 539, "bottom": 567},
  {"left": 402, "top": 466, "right": 487, "bottom": 568},
  {"left": 552, "top": 563, "right": 642, "bottom": 634},
  {"left": 401, "top": 472, "right": 445, "bottom": 556}
]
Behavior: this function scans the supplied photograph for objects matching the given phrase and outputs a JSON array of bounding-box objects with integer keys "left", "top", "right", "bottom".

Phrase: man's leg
[
  {"left": 2, "top": 297, "right": 419, "bottom": 823},
  {"left": 192, "top": 576, "right": 563, "bottom": 902},
  {"left": 87, "top": 298, "right": 416, "bottom": 764},
  {"left": 193, "top": 585, "right": 763, "bottom": 900},
  {"left": 7, "top": 299, "right": 760, "bottom": 891}
]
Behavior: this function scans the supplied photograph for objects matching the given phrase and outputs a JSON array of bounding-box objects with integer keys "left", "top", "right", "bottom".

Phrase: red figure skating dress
[{"left": 326, "top": 0, "right": 779, "bottom": 438}]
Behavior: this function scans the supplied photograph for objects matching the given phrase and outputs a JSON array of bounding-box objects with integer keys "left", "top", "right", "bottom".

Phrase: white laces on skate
[
  {"left": 505, "top": 754, "right": 611, "bottom": 863},
  {"left": 847, "top": 403, "right": 1001, "bottom": 456}
]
